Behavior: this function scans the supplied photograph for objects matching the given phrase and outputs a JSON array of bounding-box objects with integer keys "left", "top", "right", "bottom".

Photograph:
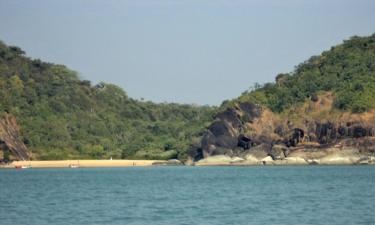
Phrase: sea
[{"left": 0, "top": 166, "right": 374, "bottom": 225}]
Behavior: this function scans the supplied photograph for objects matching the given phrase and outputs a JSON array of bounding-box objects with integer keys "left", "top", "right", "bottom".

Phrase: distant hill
[
  {"left": 2, "top": 34, "right": 375, "bottom": 163},
  {"left": 189, "top": 34, "right": 375, "bottom": 164},
  {"left": 0, "top": 41, "right": 216, "bottom": 160},
  {"left": 230, "top": 34, "right": 375, "bottom": 113}
]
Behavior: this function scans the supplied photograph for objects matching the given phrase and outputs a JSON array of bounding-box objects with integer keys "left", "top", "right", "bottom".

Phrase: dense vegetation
[
  {"left": 232, "top": 34, "right": 375, "bottom": 113},
  {"left": 0, "top": 41, "right": 216, "bottom": 160},
  {"left": 1, "top": 34, "right": 374, "bottom": 160}
]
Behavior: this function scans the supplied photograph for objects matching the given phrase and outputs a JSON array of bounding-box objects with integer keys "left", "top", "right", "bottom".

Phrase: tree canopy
[
  {"left": 0, "top": 40, "right": 216, "bottom": 160},
  {"left": 1, "top": 34, "right": 375, "bottom": 160},
  {"left": 233, "top": 34, "right": 375, "bottom": 113}
]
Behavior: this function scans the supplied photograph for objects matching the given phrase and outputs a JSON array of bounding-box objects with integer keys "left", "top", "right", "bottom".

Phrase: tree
[{"left": 3, "top": 150, "right": 10, "bottom": 162}]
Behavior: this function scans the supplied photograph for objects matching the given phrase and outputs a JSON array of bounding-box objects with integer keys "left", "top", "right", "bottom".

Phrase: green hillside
[
  {"left": 187, "top": 34, "right": 375, "bottom": 163},
  {"left": 2, "top": 34, "right": 375, "bottom": 161},
  {"left": 0, "top": 41, "right": 216, "bottom": 160},
  {"left": 230, "top": 34, "right": 375, "bottom": 113}
]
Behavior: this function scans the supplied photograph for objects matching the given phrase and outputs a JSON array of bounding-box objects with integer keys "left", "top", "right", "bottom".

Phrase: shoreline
[
  {"left": 2, "top": 153, "right": 375, "bottom": 168},
  {"left": 1, "top": 159, "right": 375, "bottom": 169},
  {"left": 0, "top": 159, "right": 169, "bottom": 168},
  {"left": 193, "top": 152, "right": 375, "bottom": 166}
]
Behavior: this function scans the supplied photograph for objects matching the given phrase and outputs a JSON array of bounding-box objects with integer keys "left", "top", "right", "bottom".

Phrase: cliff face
[
  {"left": 189, "top": 93, "right": 375, "bottom": 164},
  {"left": 0, "top": 114, "right": 30, "bottom": 160}
]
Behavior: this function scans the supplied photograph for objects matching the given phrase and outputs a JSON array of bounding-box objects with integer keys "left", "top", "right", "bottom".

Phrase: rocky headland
[{"left": 189, "top": 93, "right": 375, "bottom": 166}]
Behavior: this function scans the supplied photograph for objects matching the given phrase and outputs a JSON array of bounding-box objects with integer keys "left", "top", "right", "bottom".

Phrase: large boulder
[
  {"left": 318, "top": 149, "right": 361, "bottom": 165},
  {"left": 242, "top": 155, "right": 261, "bottom": 165},
  {"left": 195, "top": 155, "right": 233, "bottom": 166},
  {"left": 240, "top": 143, "right": 270, "bottom": 160},
  {"left": 210, "top": 146, "right": 233, "bottom": 156},
  {"left": 260, "top": 156, "right": 274, "bottom": 165},
  {"left": 283, "top": 157, "right": 308, "bottom": 165},
  {"left": 269, "top": 144, "right": 288, "bottom": 159},
  {"left": 208, "top": 120, "right": 235, "bottom": 137},
  {"left": 216, "top": 108, "right": 242, "bottom": 129},
  {"left": 187, "top": 145, "right": 204, "bottom": 161}
]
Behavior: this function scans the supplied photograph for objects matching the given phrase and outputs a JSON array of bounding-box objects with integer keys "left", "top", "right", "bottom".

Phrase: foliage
[
  {"left": 2, "top": 34, "right": 374, "bottom": 160},
  {"left": 3, "top": 149, "right": 10, "bottom": 162},
  {"left": 232, "top": 34, "right": 375, "bottom": 113},
  {"left": 0, "top": 41, "right": 216, "bottom": 160}
]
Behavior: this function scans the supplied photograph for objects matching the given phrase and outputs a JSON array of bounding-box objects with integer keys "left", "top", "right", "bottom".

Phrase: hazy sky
[{"left": 0, "top": 0, "right": 374, "bottom": 105}]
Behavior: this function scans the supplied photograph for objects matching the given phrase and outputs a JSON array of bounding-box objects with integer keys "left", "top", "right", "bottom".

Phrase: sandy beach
[{"left": 0, "top": 159, "right": 168, "bottom": 168}]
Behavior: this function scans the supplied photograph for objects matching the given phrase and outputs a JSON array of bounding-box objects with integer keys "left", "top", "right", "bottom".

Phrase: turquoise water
[{"left": 0, "top": 166, "right": 374, "bottom": 225}]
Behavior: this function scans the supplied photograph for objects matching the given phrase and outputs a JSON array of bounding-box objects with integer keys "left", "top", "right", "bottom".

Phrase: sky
[{"left": 0, "top": 0, "right": 374, "bottom": 105}]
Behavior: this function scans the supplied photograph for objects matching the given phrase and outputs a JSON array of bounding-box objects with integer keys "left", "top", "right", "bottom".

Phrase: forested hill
[
  {"left": 0, "top": 41, "right": 216, "bottom": 160},
  {"left": 228, "top": 34, "right": 375, "bottom": 113},
  {"left": 189, "top": 34, "right": 375, "bottom": 162},
  {"left": 2, "top": 34, "right": 374, "bottom": 162}
]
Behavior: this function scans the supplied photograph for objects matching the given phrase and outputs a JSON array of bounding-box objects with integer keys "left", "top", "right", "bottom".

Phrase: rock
[
  {"left": 270, "top": 144, "right": 288, "bottom": 159},
  {"left": 242, "top": 155, "right": 261, "bottom": 165},
  {"left": 208, "top": 120, "right": 235, "bottom": 137},
  {"left": 353, "top": 126, "right": 368, "bottom": 138},
  {"left": 230, "top": 157, "right": 245, "bottom": 163},
  {"left": 319, "top": 157, "right": 352, "bottom": 165},
  {"left": 368, "top": 156, "right": 375, "bottom": 164},
  {"left": 184, "top": 158, "right": 195, "bottom": 166},
  {"left": 238, "top": 102, "right": 262, "bottom": 123},
  {"left": 200, "top": 130, "right": 217, "bottom": 156},
  {"left": 270, "top": 157, "right": 307, "bottom": 165},
  {"left": 357, "top": 157, "right": 370, "bottom": 165},
  {"left": 214, "top": 135, "right": 238, "bottom": 150},
  {"left": 196, "top": 105, "right": 263, "bottom": 160},
  {"left": 190, "top": 98, "right": 375, "bottom": 164},
  {"left": 200, "top": 119, "right": 238, "bottom": 156},
  {"left": 0, "top": 114, "right": 30, "bottom": 160},
  {"left": 195, "top": 155, "right": 247, "bottom": 166},
  {"left": 288, "top": 148, "right": 331, "bottom": 159},
  {"left": 166, "top": 159, "right": 183, "bottom": 165},
  {"left": 306, "top": 159, "right": 320, "bottom": 165},
  {"left": 237, "top": 134, "right": 252, "bottom": 150},
  {"left": 284, "top": 157, "right": 308, "bottom": 165},
  {"left": 260, "top": 156, "right": 274, "bottom": 165},
  {"left": 187, "top": 145, "right": 204, "bottom": 161},
  {"left": 318, "top": 149, "right": 361, "bottom": 165},
  {"left": 216, "top": 108, "right": 242, "bottom": 129},
  {"left": 241, "top": 144, "right": 269, "bottom": 160},
  {"left": 195, "top": 155, "right": 233, "bottom": 166},
  {"left": 285, "top": 128, "right": 304, "bottom": 147},
  {"left": 315, "top": 122, "right": 336, "bottom": 144},
  {"left": 211, "top": 147, "right": 233, "bottom": 156}
]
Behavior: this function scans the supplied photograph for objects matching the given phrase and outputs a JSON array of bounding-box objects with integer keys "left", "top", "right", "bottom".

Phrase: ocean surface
[{"left": 0, "top": 166, "right": 374, "bottom": 225}]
